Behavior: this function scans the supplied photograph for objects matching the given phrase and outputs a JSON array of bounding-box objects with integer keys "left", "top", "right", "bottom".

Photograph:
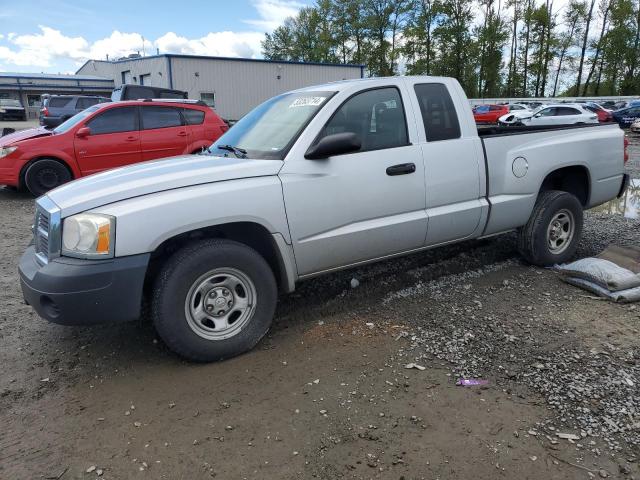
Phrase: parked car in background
[
  {"left": 111, "top": 84, "right": 188, "bottom": 101},
  {"left": 583, "top": 102, "right": 613, "bottom": 123},
  {"left": 507, "top": 103, "right": 530, "bottom": 112},
  {"left": 0, "top": 99, "right": 228, "bottom": 195},
  {"left": 498, "top": 108, "right": 534, "bottom": 125},
  {"left": 40, "top": 95, "right": 111, "bottom": 128},
  {"left": 519, "top": 104, "right": 598, "bottom": 127},
  {"left": 473, "top": 104, "right": 509, "bottom": 124},
  {"left": 631, "top": 119, "right": 640, "bottom": 133},
  {"left": 18, "top": 76, "right": 628, "bottom": 362},
  {"left": 0, "top": 99, "right": 27, "bottom": 121},
  {"left": 612, "top": 106, "right": 640, "bottom": 128},
  {"left": 600, "top": 101, "right": 617, "bottom": 110}
]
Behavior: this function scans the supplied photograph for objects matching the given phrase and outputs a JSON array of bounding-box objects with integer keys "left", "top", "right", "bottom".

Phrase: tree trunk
[
  {"left": 575, "top": 0, "right": 596, "bottom": 96},
  {"left": 540, "top": 0, "right": 553, "bottom": 97},
  {"left": 583, "top": 1, "right": 610, "bottom": 95},
  {"left": 522, "top": 0, "right": 531, "bottom": 96}
]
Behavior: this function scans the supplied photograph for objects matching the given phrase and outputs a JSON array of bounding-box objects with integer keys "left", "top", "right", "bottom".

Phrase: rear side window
[
  {"left": 414, "top": 83, "right": 461, "bottom": 142},
  {"left": 317, "top": 87, "right": 409, "bottom": 153},
  {"left": 48, "top": 97, "right": 73, "bottom": 108},
  {"left": 76, "top": 98, "right": 100, "bottom": 109},
  {"left": 557, "top": 107, "right": 581, "bottom": 116},
  {"left": 87, "top": 107, "right": 137, "bottom": 134},
  {"left": 183, "top": 108, "right": 205, "bottom": 125},
  {"left": 141, "top": 106, "right": 183, "bottom": 129}
]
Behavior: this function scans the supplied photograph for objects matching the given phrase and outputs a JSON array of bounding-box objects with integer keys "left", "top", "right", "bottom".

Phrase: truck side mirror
[
  {"left": 304, "top": 132, "right": 362, "bottom": 160},
  {"left": 76, "top": 127, "right": 91, "bottom": 138}
]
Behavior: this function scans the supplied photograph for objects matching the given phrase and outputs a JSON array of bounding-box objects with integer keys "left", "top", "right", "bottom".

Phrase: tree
[{"left": 575, "top": 0, "right": 597, "bottom": 95}]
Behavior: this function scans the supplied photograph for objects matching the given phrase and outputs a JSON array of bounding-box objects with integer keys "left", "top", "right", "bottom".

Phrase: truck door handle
[
  {"left": 177, "top": 131, "right": 188, "bottom": 137},
  {"left": 386, "top": 163, "right": 416, "bottom": 176},
  {"left": 125, "top": 136, "right": 138, "bottom": 142}
]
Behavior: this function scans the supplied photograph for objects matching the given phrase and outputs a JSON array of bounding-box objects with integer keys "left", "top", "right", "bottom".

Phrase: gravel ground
[{"left": 0, "top": 130, "right": 639, "bottom": 479}]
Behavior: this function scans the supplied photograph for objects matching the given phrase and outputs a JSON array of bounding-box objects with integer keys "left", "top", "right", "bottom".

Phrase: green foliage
[{"left": 261, "top": 0, "right": 640, "bottom": 97}]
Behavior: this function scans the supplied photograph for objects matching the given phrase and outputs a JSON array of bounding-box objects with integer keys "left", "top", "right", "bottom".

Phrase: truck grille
[
  {"left": 33, "top": 197, "right": 61, "bottom": 265},
  {"left": 34, "top": 208, "right": 51, "bottom": 264}
]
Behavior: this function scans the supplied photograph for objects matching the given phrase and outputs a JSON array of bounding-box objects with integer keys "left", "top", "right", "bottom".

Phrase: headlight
[
  {"left": 62, "top": 213, "right": 115, "bottom": 258},
  {"left": 0, "top": 146, "right": 17, "bottom": 158}
]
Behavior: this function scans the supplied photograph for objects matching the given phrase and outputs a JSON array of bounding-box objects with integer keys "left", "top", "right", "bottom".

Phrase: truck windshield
[
  {"left": 53, "top": 106, "right": 100, "bottom": 133},
  {"left": 208, "top": 91, "right": 334, "bottom": 160}
]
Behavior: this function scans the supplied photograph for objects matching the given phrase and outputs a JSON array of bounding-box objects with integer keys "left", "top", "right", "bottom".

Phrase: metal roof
[
  {"left": 76, "top": 54, "right": 365, "bottom": 74},
  {"left": 0, "top": 72, "right": 113, "bottom": 82}
]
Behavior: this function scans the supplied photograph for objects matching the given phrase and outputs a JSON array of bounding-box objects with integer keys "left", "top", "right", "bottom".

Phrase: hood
[
  {"left": 0, "top": 127, "right": 53, "bottom": 146},
  {"left": 47, "top": 154, "right": 283, "bottom": 217}
]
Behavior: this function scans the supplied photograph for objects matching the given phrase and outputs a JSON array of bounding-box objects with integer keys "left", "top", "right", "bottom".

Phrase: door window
[
  {"left": 557, "top": 107, "right": 581, "bottom": 116},
  {"left": 537, "top": 107, "right": 556, "bottom": 117},
  {"left": 48, "top": 97, "right": 73, "bottom": 108},
  {"left": 414, "top": 83, "right": 461, "bottom": 142},
  {"left": 76, "top": 97, "right": 100, "bottom": 110},
  {"left": 317, "top": 87, "right": 408, "bottom": 153},
  {"left": 183, "top": 108, "right": 205, "bottom": 125},
  {"left": 87, "top": 107, "right": 137, "bottom": 134},
  {"left": 141, "top": 106, "right": 183, "bottom": 130}
]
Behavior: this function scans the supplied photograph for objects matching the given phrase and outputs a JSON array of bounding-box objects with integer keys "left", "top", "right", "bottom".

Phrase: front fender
[{"left": 93, "top": 176, "right": 290, "bottom": 257}]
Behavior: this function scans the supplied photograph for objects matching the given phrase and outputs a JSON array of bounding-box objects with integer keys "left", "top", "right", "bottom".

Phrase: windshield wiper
[{"left": 217, "top": 144, "right": 247, "bottom": 159}]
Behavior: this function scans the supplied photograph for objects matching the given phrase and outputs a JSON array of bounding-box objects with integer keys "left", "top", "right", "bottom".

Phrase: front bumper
[{"left": 19, "top": 245, "right": 150, "bottom": 325}]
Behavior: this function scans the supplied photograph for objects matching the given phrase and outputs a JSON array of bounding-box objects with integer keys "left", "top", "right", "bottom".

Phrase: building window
[
  {"left": 140, "top": 73, "right": 151, "bottom": 85},
  {"left": 121, "top": 70, "right": 132, "bottom": 84},
  {"left": 200, "top": 92, "right": 215, "bottom": 107},
  {"left": 27, "top": 94, "right": 42, "bottom": 107}
]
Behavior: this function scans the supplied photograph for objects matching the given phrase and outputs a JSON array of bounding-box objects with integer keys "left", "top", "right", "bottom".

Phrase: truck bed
[{"left": 478, "top": 123, "right": 624, "bottom": 236}]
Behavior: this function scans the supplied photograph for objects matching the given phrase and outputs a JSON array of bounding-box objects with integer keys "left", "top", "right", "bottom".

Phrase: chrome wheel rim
[
  {"left": 546, "top": 209, "right": 575, "bottom": 254},
  {"left": 184, "top": 268, "right": 257, "bottom": 340}
]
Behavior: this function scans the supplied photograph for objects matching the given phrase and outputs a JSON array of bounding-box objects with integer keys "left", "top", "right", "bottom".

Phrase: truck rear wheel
[
  {"left": 152, "top": 239, "right": 277, "bottom": 362},
  {"left": 517, "top": 190, "right": 583, "bottom": 266}
]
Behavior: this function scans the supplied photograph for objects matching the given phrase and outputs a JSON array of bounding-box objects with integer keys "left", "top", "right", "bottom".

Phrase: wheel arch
[
  {"left": 538, "top": 165, "right": 591, "bottom": 207},
  {"left": 18, "top": 155, "right": 78, "bottom": 190},
  {"left": 145, "top": 221, "right": 296, "bottom": 296}
]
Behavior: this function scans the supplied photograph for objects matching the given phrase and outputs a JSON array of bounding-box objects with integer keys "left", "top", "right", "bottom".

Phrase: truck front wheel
[
  {"left": 152, "top": 239, "right": 278, "bottom": 362},
  {"left": 517, "top": 190, "right": 583, "bottom": 266}
]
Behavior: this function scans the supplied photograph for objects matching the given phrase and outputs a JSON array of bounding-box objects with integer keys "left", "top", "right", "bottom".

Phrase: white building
[{"left": 77, "top": 54, "right": 364, "bottom": 120}]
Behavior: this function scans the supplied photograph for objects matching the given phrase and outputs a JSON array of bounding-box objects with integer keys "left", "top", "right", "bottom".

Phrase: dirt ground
[{"left": 0, "top": 133, "right": 639, "bottom": 479}]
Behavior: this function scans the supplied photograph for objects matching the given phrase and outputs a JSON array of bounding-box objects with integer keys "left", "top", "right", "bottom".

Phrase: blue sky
[{"left": 0, "top": 0, "right": 312, "bottom": 74}]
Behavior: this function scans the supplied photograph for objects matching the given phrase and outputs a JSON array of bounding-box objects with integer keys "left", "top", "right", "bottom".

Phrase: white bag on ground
[
  {"left": 555, "top": 258, "right": 640, "bottom": 292},
  {"left": 564, "top": 277, "right": 640, "bottom": 303}
]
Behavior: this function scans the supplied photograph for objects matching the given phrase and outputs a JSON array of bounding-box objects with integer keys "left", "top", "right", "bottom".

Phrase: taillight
[
  {"left": 624, "top": 136, "right": 629, "bottom": 164},
  {"left": 40, "top": 107, "right": 49, "bottom": 116}
]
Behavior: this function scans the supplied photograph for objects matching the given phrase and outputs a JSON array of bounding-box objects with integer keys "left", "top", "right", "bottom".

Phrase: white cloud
[
  {"left": 88, "top": 31, "right": 146, "bottom": 61},
  {"left": 244, "top": 0, "right": 304, "bottom": 31},
  {"left": 155, "top": 31, "right": 264, "bottom": 59},
  {"left": 0, "top": 1, "right": 301, "bottom": 71},
  {"left": 0, "top": 26, "right": 87, "bottom": 66}
]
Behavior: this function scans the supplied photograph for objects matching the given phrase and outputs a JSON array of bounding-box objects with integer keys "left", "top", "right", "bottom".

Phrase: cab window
[
  {"left": 414, "top": 83, "right": 461, "bottom": 142},
  {"left": 317, "top": 87, "right": 408, "bottom": 152}
]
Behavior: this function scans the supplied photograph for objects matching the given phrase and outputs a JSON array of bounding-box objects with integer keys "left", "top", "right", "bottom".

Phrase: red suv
[
  {"left": 0, "top": 100, "right": 228, "bottom": 195},
  {"left": 473, "top": 104, "right": 509, "bottom": 124}
]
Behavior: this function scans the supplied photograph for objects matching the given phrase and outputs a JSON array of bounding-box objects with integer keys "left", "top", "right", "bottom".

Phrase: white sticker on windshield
[{"left": 289, "top": 96, "right": 326, "bottom": 108}]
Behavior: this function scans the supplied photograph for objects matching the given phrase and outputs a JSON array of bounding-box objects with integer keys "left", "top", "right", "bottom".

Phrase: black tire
[
  {"left": 152, "top": 239, "right": 277, "bottom": 362},
  {"left": 517, "top": 190, "right": 583, "bottom": 266},
  {"left": 24, "top": 159, "right": 72, "bottom": 196}
]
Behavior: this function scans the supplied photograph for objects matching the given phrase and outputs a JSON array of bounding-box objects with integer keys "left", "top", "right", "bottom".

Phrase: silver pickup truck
[{"left": 19, "top": 77, "right": 630, "bottom": 361}]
